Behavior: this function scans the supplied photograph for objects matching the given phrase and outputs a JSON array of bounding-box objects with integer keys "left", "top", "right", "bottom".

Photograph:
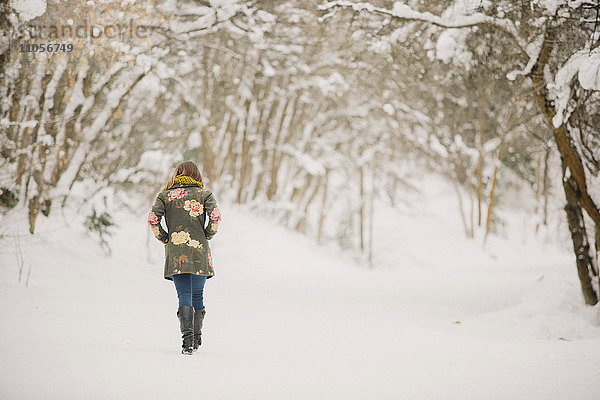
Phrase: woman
[{"left": 147, "top": 161, "right": 221, "bottom": 355}]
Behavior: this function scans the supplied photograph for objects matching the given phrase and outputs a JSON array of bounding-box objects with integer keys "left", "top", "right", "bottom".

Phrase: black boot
[
  {"left": 177, "top": 305, "right": 195, "bottom": 355},
  {"left": 193, "top": 308, "right": 206, "bottom": 351}
]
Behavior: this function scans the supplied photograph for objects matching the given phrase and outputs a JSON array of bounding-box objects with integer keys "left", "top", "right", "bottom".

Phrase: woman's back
[
  {"left": 147, "top": 161, "right": 221, "bottom": 355},
  {"left": 149, "top": 175, "right": 220, "bottom": 279}
]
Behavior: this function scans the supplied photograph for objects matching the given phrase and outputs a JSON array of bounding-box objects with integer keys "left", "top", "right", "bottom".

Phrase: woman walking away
[{"left": 147, "top": 161, "right": 221, "bottom": 355}]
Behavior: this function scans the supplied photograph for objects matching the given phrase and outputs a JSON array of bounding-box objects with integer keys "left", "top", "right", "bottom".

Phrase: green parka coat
[{"left": 148, "top": 176, "right": 221, "bottom": 280}]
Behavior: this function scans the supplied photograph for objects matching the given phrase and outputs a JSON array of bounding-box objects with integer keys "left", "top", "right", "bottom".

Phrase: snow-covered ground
[{"left": 1, "top": 177, "right": 599, "bottom": 399}]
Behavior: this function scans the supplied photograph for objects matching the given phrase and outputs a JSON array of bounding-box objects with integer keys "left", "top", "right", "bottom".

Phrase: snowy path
[{"left": 1, "top": 206, "right": 599, "bottom": 399}]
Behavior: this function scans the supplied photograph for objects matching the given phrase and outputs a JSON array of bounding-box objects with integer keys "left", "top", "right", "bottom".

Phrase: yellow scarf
[{"left": 173, "top": 175, "right": 203, "bottom": 187}]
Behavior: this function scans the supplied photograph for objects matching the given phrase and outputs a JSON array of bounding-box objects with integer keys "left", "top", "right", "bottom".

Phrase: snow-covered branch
[
  {"left": 551, "top": 49, "right": 600, "bottom": 127},
  {"left": 318, "top": 1, "right": 526, "bottom": 51}
]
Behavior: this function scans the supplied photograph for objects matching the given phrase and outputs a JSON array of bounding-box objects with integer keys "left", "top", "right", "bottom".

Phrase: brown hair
[{"left": 161, "top": 161, "right": 203, "bottom": 191}]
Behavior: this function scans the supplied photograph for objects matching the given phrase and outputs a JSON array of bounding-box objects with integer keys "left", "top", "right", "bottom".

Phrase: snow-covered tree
[{"left": 318, "top": 0, "right": 600, "bottom": 303}]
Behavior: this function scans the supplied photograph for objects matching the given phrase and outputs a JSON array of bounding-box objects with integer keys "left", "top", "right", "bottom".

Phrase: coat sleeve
[
  {"left": 148, "top": 195, "right": 169, "bottom": 244},
  {"left": 204, "top": 191, "right": 221, "bottom": 240}
]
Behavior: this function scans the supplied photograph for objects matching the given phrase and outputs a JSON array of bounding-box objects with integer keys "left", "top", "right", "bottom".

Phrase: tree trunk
[
  {"left": 317, "top": 168, "right": 329, "bottom": 244},
  {"left": 0, "top": 0, "right": 11, "bottom": 76},
  {"left": 529, "top": 26, "right": 600, "bottom": 304},
  {"left": 453, "top": 180, "right": 469, "bottom": 238},
  {"left": 368, "top": 157, "right": 376, "bottom": 268},
  {"left": 484, "top": 154, "right": 501, "bottom": 243},
  {"left": 359, "top": 163, "right": 365, "bottom": 252},
  {"left": 534, "top": 153, "right": 541, "bottom": 233},
  {"left": 476, "top": 105, "right": 484, "bottom": 227},
  {"left": 563, "top": 172, "right": 599, "bottom": 305},
  {"left": 542, "top": 146, "right": 551, "bottom": 228}
]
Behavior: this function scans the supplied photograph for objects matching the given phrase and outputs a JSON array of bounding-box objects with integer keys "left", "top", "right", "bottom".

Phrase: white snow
[
  {"left": 319, "top": 1, "right": 526, "bottom": 49},
  {"left": 551, "top": 50, "right": 600, "bottom": 127},
  {"left": 314, "top": 72, "right": 348, "bottom": 96},
  {"left": 1, "top": 173, "right": 599, "bottom": 399},
  {"left": 282, "top": 144, "right": 326, "bottom": 176},
  {"left": 534, "top": 0, "right": 562, "bottom": 14},
  {"left": 187, "top": 131, "right": 202, "bottom": 148},
  {"left": 10, "top": 0, "right": 46, "bottom": 21},
  {"left": 262, "top": 59, "right": 276, "bottom": 77},
  {"left": 209, "top": 0, "right": 241, "bottom": 7},
  {"left": 483, "top": 137, "right": 501, "bottom": 153},
  {"left": 382, "top": 103, "right": 394, "bottom": 115},
  {"left": 506, "top": 34, "right": 545, "bottom": 81},
  {"left": 0, "top": 119, "right": 37, "bottom": 128},
  {"left": 435, "top": 28, "right": 473, "bottom": 69},
  {"left": 436, "top": 29, "right": 460, "bottom": 63},
  {"left": 369, "top": 38, "right": 391, "bottom": 54},
  {"left": 577, "top": 53, "right": 600, "bottom": 91},
  {"left": 137, "top": 150, "right": 176, "bottom": 173}
]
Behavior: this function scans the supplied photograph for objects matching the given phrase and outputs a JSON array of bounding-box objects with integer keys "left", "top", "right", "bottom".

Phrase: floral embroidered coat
[{"left": 148, "top": 176, "right": 221, "bottom": 280}]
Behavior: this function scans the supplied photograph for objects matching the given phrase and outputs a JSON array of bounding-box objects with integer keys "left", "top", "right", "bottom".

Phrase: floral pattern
[
  {"left": 184, "top": 199, "right": 203, "bottom": 217},
  {"left": 149, "top": 176, "right": 220, "bottom": 280},
  {"left": 209, "top": 207, "right": 221, "bottom": 232},
  {"left": 151, "top": 225, "right": 161, "bottom": 237},
  {"left": 171, "top": 231, "right": 191, "bottom": 245},
  {"left": 187, "top": 239, "right": 203, "bottom": 250},
  {"left": 148, "top": 211, "right": 168, "bottom": 243},
  {"left": 210, "top": 207, "right": 221, "bottom": 223},
  {"left": 173, "top": 254, "right": 189, "bottom": 270},
  {"left": 147, "top": 211, "right": 158, "bottom": 226},
  {"left": 168, "top": 188, "right": 188, "bottom": 201}
]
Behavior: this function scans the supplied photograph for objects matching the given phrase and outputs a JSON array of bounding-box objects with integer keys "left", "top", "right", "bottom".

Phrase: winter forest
[{"left": 1, "top": 0, "right": 600, "bottom": 398}]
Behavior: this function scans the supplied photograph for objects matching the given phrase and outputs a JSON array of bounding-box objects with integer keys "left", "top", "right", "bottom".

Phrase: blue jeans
[{"left": 172, "top": 273, "right": 207, "bottom": 310}]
